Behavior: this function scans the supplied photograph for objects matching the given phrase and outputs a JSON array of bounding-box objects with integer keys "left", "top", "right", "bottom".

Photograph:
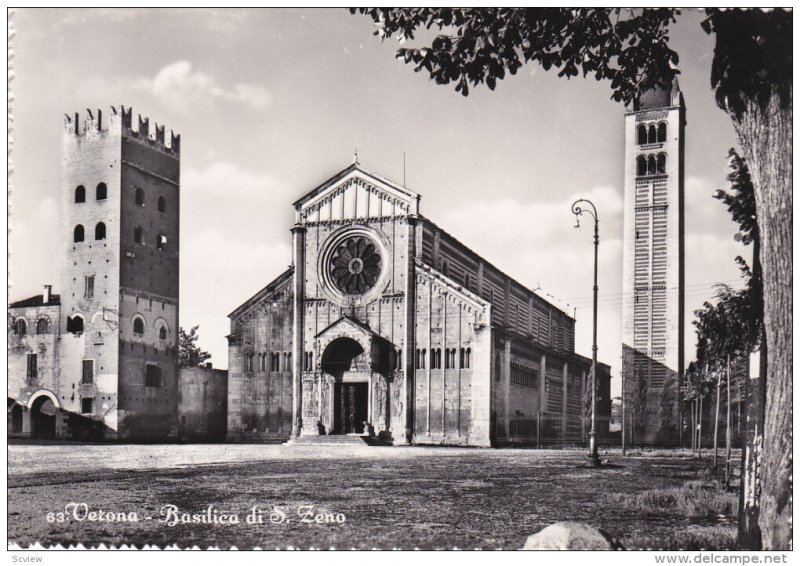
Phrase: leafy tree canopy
[
  {"left": 179, "top": 325, "right": 212, "bottom": 369},
  {"left": 352, "top": 8, "right": 791, "bottom": 118}
]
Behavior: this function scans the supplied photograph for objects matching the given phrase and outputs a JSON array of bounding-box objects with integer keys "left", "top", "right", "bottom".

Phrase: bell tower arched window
[
  {"left": 95, "top": 222, "right": 106, "bottom": 240},
  {"left": 637, "top": 125, "right": 647, "bottom": 145},
  {"left": 73, "top": 225, "right": 85, "bottom": 242},
  {"left": 647, "top": 125, "right": 657, "bottom": 144},
  {"left": 75, "top": 185, "right": 86, "bottom": 203},
  {"left": 657, "top": 153, "right": 667, "bottom": 174},
  {"left": 647, "top": 155, "right": 657, "bottom": 176},
  {"left": 657, "top": 122, "right": 667, "bottom": 143},
  {"left": 135, "top": 187, "right": 145, "bottom": 206},
  {"left": 636, "top": 155, "right": 647, "bottom": 177},
  {"left": 96, "top": 182, "right": 107, "bottom": 200}
]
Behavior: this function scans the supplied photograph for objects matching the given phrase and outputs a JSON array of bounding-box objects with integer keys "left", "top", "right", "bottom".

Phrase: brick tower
[
  {"left": 620, "top": 79, "right": 685, "bottom": 445},
  {"left": 60, "top": 107, "right": 180, "bottom": 439}
]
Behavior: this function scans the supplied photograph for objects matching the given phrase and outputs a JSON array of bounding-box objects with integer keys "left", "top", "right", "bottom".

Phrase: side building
[{"left": 226, "top": 162, "right": 612, "bottom": 446}]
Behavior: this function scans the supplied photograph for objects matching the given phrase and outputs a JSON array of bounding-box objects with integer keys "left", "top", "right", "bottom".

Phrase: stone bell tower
[
  {"left": 61, "top": 106, "right": 180, "bottom": 439},
  {"left": 620, "top": 78, "right": 686, "bottom": 444}
]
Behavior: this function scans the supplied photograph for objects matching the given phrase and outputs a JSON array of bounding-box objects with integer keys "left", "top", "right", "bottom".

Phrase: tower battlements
[{"left": 63, "top": 105, "right": 180, "bottom": 156}]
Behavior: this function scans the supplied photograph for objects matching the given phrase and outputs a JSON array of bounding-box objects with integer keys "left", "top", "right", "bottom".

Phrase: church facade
[{"left": 227, "top": 163, "right": 611, "bottom": 446}]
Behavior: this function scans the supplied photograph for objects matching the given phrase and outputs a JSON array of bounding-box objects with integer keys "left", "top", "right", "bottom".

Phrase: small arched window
[
  {"left": 36, "top": 318, "right": 49, "bottom": 334},
  {"left": 66, "top": 315, "right": 84, "bottom": 334},
  {"left": 159, "top": 326, "right": 167, "bottom": 340},
  {"left": 14, "top": 318, "right": 27, "bottom": 336},
  {"left": 157, "top": 196, "right": 166, "bottom": 212},
  {"left": 96, "top": 182, "right": 107, "bottom": 200},
  {"left": 157, "top": 234, "right": 167, "bottom": 251},
  {"left": 647, "top": 125, "right": 657, "bottom": 144},
  {"left": 657, "top": 153, "right": 667, "bottom": 174},
  {"left": 133, "top": 316, "right": 145, "bottom": 336},
  {"left": 135, "top": 187, "right": 145, "bottom": 206},
  {"left": 657, "top": 123, "right": 667, "bottom": 143},
  {"left": 636, "top": 155, "right": 647, "bottom": 177},
  {"left": 647, "top": 155, "right": 657, "bottom": 176},
  {"left": 95, "top": 222, "right": 106, "bottom": 240},
  {"left": 134, "top": 226, "right": 143, "bottom": 244},
  {"left": 75, "top": 185, "right": 86, "bottom": 203},
  {"left": 465, "top": 348, "right": 471, "bottom": 369},
  {"left": 637, "top": 125, "right": 647, "bottom": 145},
  {"left": 74, "top": 225, "right": 85, "bottom": 243}
]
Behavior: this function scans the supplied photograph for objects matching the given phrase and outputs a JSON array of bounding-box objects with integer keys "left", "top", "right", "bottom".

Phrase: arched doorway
[
  {"left": 30, "top": 395, "right": 57, "bottom": 439},
  {"left": 9, "top": 401, "right": 23, "bottom": 435},
  {"left": 322, "top": 337, "right": 369, "bottom": 434}
]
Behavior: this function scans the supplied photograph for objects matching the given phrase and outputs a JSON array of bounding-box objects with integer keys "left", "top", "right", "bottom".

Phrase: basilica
[{"left": 226, "top": 162, "right": 611, "bottom": 446}]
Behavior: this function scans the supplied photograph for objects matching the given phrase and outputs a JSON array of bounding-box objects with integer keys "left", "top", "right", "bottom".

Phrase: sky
[{"left": 9, "top": 8, "right": 750, "bottom": 394}]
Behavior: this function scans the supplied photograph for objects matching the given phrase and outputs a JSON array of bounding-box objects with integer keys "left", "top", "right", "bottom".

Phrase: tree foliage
[
  {"left": 179, "top": 325, "right": 212, "bottom": 368},
  {"left": 701, "top": 10, "right": 792, "bottom": 120},
  {"left": 351, "top": 8, "right": 680, "bottom": 103}
]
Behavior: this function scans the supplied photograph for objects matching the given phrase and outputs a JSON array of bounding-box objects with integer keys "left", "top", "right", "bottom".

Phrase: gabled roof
[
  {"left": 314, "top": 314, "right": 383, "bottom": 340},
  {"left": 228, "top": 267, "right": 293, "bottom": 319},
  {"left": 292, "top": 162, "right": 419, "bottom": 209},
  {"left": 9, "top": 294, "right": 61, "bottom": 308}
]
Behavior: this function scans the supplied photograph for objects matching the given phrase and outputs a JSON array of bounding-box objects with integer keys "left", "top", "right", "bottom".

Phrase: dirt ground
[{"left": 8, "top": 444, "right": 730, "bottom": 549}]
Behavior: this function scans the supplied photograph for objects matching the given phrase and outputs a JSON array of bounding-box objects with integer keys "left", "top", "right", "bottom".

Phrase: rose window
[{"left": 329, "top": 236, "right": 382, "bottom": 295}]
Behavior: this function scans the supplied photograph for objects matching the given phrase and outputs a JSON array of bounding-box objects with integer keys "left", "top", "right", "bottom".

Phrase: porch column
[
  {"left": 291, "top": 224, "right": 306, "bottom": 438},
  {"left": 403, "top": 216, "right": 418, "bottom": 444}
]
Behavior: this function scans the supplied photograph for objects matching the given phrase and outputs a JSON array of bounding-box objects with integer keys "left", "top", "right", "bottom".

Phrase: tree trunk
[
  {"left": 726, "top": 354, "right": 732, "bottom": 485},
  {"left": 698, "top": 395, "right": 703, "bottom": 459},
  {"left": 714, "top": 368, "right": 721, "bottom": 473},
  {"left": 732, "top": 93, "right": 792, "bottom": 550}
]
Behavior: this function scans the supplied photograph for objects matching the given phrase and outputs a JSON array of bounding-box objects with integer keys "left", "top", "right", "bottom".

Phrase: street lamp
[{"left": 571, "top": 198, "right": 601, "bottom": 467}]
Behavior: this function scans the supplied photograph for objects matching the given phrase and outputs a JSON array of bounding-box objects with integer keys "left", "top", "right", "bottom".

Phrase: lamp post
[{"left": 571, "top": 198, "right": 601, "bottom": 467}]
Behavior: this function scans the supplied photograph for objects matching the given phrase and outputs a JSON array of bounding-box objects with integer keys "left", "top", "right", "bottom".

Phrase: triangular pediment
[
  {"left": 294, "top": 163, "right": 420, "bottom": 222},
  {"left": 314, "top": 315, "right": 380, "bottom": 340}
]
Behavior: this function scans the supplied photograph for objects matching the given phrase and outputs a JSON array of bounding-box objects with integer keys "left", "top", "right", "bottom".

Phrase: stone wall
[{"left": 178, "top": 365, "right": 228, "bottom": 441}]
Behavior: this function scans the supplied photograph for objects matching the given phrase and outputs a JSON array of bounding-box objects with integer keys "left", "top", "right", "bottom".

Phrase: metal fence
[{"left": 494, "top": 415, "right": 744, "bottom": 448}]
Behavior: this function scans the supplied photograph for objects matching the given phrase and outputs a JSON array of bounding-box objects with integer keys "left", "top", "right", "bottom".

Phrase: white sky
[{"left": 9, "top": 9, "right": 750, "bottom": 395}]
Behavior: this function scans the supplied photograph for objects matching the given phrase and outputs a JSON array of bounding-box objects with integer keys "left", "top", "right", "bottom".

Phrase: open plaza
[{"left": 8, "top": 444, "right": 737, "bottom": 549}]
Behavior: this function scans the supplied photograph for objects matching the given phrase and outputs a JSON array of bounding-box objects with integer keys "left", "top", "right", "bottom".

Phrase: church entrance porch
[{"left": 333, "top": 382, "right": 368, "bottom": 434}]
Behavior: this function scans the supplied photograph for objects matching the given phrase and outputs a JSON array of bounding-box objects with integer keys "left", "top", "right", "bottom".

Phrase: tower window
[
  {"left": 135, "top": 187, "right": 145, "bottom": 206},
  {"left": 84, "top": 275, "right": 94, "bottom": 299},
  {"left": 158, "top": 196, "right": 166, "bottom": 212},
  {"left": 134, "top": 226, "right": 144, "bottom": 244},
  {"left": 157, "top": 234, "right": 167, "bottom": 251},
  {"left": 82, "top": 359, "right": 94, "bottom": 384},
  {"left": 159, "top": 326, "right": 167, "bottom": 340},
  {"left": 133, "top": 316, "right": 145, "bottom": 336},
  {"left": 66, "top": 315, "right": 84, "bottom": 334},
  {"left": 14, "top": 318, "right": 27, "bottom": 336},
  {"left": 36, "top": 318, "right": 49, "bottom": 334},
  {"left": 647, "top": 125, "right": 657, "bottom": 144},
  {"left": 75, "top": 185, "right": 86, "bottom": 203},
  {"left": 637, "top": 125, "right": 647, "bottom": 145},
  {"left": 636, "top": 155, "right": 647, "bottom": 177},
  {"left": 657, "top": 122, "right": 667, "bottom": 143},
  {"left": 145, "top": 364, "right": 162, "bottom": 388},
  {"left": 27, "top": 353, "right": 38, "bottom": 380},
  {"left": 96, "top": 182, "right": 107, "bottom": 201},
  {"left": 74, "top": 224, "right": 85, "bottom": 243},
  {"left": 95, "top": 222, "right": 106, "bottom": 240},
  {"left": 657, "top": 153, "right": 667, "bottom": 174},
  {"left": 81, "top": 398, "right": 94, "bottom": 414},
  {"left": 647, "top": 155, "right": 657, "bottom": 176}
]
